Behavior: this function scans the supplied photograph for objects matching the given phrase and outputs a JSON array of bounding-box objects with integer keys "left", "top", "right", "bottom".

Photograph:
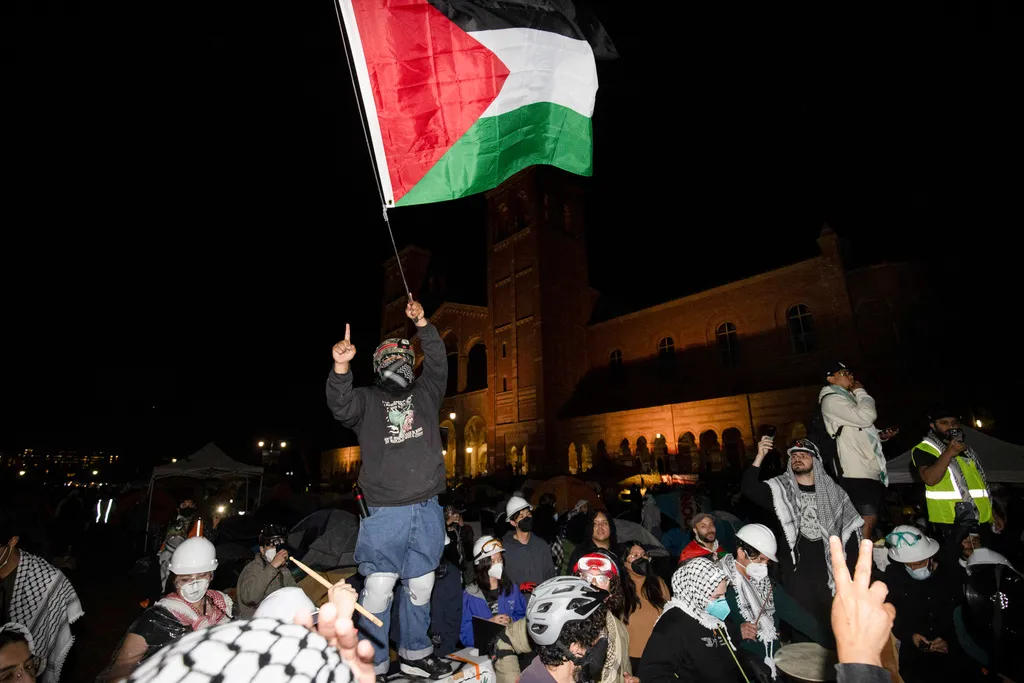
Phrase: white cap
[
  {"left": 967, "top": 548, "right": 1018, "bottom": 573},
  {"left": 735, "top": 523, "right": 779, "bottom": 563},
  {"left": 886, "top": 525, "right": 940, "bottom": 564},
  {"left": 169, "top": 536, "right": 218, "bottom": 575},
  {"left": 473, "top": 535, "right": 505, "bottom": 564},
  {"left": 253, "top": 587, "right": 317, "bottom": 621},
  {"left": 506, "top": 496, "right": 531, "bottom": 520}
]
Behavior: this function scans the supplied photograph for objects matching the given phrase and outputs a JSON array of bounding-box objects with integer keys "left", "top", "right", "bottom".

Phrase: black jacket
[
  {"left": 325, "top": 322, "right": 447, "bottom": 507},
  {"left": 639, "top": 608, "right": 744, "bottom": 683}
]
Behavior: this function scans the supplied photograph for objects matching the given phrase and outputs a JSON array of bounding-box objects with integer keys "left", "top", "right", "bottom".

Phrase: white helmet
[
  {"left": 735, "top": 523, "right": 779, "bottom": 563},
  {"left": 472, "top": 535, "right": 505, "bottom": 564},
  {"left": 526, "top": 576, "right": 606, "bottom": 646},
  {"left": 169, "top": 536, "right": 218, "bottom": 575},
  {"left": 886, "top": 525, "right": 939, "bottom": 564},
  {"left": 254, "top": 587, "right": 316, "bottom": 621},
  {"left": 967, "top": 548, "right": 1018, "bottom": 574},
  {"left": 506, "top": 496, "right": 531, "bottom": 521}
]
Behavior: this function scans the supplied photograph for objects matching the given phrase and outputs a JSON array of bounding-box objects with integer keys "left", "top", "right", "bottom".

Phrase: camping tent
[
  {"left": 887, "top": 427, "right": 1024, "bottom": 484},
  {"left": 145, "top": 443, "right": 264, "bottom": 535},
  {"left": 288, "top": 509, "right": 360, "bottom": 570}
]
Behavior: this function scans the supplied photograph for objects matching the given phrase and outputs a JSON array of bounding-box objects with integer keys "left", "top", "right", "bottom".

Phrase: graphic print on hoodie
[{"left": 384, "top": 395, "right": 423, "bottom": 445}]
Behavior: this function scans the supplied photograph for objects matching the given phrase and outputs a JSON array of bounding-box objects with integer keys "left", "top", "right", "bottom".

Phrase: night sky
[{"left": 4, "top": 0, "right": 1018, "bottom": 468}]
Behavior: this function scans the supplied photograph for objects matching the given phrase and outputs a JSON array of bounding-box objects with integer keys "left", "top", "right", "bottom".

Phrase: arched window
[
  {"left": 502, "top": 377, "right": 508, "bottom": 392},
  {"left": 609, "top": 349, "right": 623, "bottom": 367},
  {"left": 658, "top": 337, "right": 674, "bottom": 357},
  {"left": 466, "top": 343, "right": 488, "bottom": 391},
  {"left": 501, "top": 342, "right": 507, "bottom": 358},
  {"left": 716, "top": 322, "right": 738, "bottom": 366},
  {"left": 787, "top": 305, "right": 816, "bottom": 354}
]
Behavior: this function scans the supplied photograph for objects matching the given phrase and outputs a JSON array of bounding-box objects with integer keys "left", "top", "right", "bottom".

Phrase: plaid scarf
[
  {"left": 157, "top": 590, "right": 233, "bottom": 631},
  {"left": 765, "top": 456, "right": 862, "bottom": 595},
  {"left": 9, "top": 552, "right": 84, "bottom": 683},
  {"left": 926, "top": 430, "right": 989, "bottom": 504}
]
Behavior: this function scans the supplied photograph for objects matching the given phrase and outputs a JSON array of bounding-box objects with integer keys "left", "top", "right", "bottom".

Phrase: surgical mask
[
  {"left": 706, "top": 597, "right": 731, "bottom": 621},
  {"left": 746, "top": 562, "right": 769, "bottom": 581},
  {"left": 630, "top": 558, "right": 651, "bottom": 576},
  {"left": 517, "top": 516, "right": 534, "bottom": 533},
  {"left": 264, "top": 547, "right": 278, "bottom": 563},
  {"left": 906, "top": 565, "right": 932, "bottom": 581},
  {"left": 488, "top": 563, "right": 504, "bottom": 580},
  {"left": 179, "top": 579, "right": 210, "bottom": 603},
  {"left": 577, "top": 636, "right": 608, "bottom": 683}
]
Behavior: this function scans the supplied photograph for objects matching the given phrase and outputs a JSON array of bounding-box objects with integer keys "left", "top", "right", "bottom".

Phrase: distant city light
[
  {"left": 216, "top": 505, "right": 226, "bottom": 514},
  {"left": 258, "top": 441, "right": 265, "bottom": 448},
  {"left": 280, "top": 441, "right": 287, "bottom": 448},
  {"left": 92, "top": 470, "right": 98, "bottom": 475},
  {"left": 171, "top": 458, "right": 177, "bottom": 463},
  {"left": 18, "top": 471, "right": 26, "bottom": 476}
]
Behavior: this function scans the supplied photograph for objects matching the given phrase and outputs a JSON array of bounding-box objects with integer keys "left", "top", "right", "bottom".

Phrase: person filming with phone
[
  {"left": 237, "top": 524, "right": 296, "bottom": 618},
  {"left": 910, "top": 406, "right": 992, "bottom": 545}
]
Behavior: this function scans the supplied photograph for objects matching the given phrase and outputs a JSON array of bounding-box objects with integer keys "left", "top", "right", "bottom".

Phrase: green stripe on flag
[{"left": 396, "top": 101, "right": 593, "bottom": 207}]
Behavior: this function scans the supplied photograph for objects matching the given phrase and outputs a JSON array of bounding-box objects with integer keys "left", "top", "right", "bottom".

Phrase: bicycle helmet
[{"left": 526, "top": 576, "right": 607, "bottom": 646}]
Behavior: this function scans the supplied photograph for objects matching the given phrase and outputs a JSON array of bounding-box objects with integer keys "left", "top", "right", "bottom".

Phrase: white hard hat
[
  {"left": 473, "top": 535, "right": 505, "bottom": 564},
  {"left": 506, "top": 496, "right": 531, "bottom": 520},
  {"left": 169, "top": 536, "right": 218, "bottom": 575},
  {"left": 735, "top": 523, "right": 779, "bottom": 563},
  {"left": 253, "top": 587, "right": 316, "bottom": 621},
  {"left": 967, "top": 548, "right": 1018, "bottom": 573},
  {"left": 886, "top": 525, "right": 939, "bottom": 563}
]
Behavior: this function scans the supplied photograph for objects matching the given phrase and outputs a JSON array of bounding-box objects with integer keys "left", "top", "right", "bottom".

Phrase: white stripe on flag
[{"left": 470, "top": 28, "right": 598, "bottom": 119}]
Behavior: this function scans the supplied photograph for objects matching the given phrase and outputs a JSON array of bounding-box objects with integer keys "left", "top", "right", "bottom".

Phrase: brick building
[{"left": 325, "top": 167, "right": 929, "bottom": 479}]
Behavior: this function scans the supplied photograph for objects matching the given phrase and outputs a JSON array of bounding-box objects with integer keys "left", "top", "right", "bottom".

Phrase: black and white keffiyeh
[
  {"left": 924, "top": 431, "right": 990, "bottom": 505},
  {"left": 0, "top": 621, "right": 36, "bottom": 654},
  {"left": 765, "top": 455, "right": 862, "bottom": 595},
  {"left": 662, "top": 556, "right": 730, "bottom": 632},
  {"left": 129, "top": 618, "right": 354, "bottom": 683},
  {"left": 721, "top": 555, "right": 778, "bottom": 678},
  {"left": 10, "top": 551, "right": 84, "bottom": 683}
]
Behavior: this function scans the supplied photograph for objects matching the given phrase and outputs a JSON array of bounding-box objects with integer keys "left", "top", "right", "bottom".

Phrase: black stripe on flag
[{"left": 426, "top": 0, "right": 618, "bottom": 60}]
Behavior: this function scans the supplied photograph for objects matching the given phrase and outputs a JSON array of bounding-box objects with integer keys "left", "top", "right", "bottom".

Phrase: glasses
[
  {"left": 886, "top": 531, "right": 922, "bottom": 548},
  {"left": 576, "top": 555, "right": 616, "bottom": 575},
  {"left": 834, "top": 370, "right": 853, "bottom": 378},
  {"left": 626, "top": 551, "right": 649, "bottom": 563},
  {"left": 0, "top": 655, "right": 44, "bottom": 682},
  {"left": 477, "top": 538, "right": 503, "bottom": 556},
  {"left": 581, "top": 571, "right": 612, "bottom": 588}
]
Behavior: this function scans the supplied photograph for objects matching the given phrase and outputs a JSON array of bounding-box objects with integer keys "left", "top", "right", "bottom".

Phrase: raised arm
[
  {"left": 742, "top": 437, "right": 776, "bottom": 511},
  {"left": 822, "top": 387, "right": 878, "bottom": 428},
  {"left": 407, "top": 299, "right": 447, "bottom": 406},
  {"left": 326, "top": 323, "right": 367, "bottom": 429}
]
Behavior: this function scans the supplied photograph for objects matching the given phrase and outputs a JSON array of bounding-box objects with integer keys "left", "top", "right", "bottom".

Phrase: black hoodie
[{"left": 326, "top": 322, "right": 447, "bottom": 507}]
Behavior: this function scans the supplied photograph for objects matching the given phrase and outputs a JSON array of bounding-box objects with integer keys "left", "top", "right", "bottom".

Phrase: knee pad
[
  {"left": 362, "top": 572, "right": 399, "bottom": 613},
  {"left": 403, "top": 572, "right": 436, "bottom": 606}
]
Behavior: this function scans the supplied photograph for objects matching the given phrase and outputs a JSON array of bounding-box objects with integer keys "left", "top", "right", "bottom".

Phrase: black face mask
[
  {"left": 574, "top": 637, "right": 608, "bottom": 683},
  {"left": 517, "top": 516, "right": 534, "bottom": 533},
  {"left": 631, "top": 558, "right": 651, "bottom": 576}
]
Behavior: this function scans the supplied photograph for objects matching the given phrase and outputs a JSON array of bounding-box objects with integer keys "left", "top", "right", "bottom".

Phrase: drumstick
[{"left": 289, "top": 556, "right": 384, "bottom": 627}]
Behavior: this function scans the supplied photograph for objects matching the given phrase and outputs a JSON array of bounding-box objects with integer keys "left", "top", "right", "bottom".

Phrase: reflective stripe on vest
[{"left": 913, "top": 438, "right": 991, "bottom": 523}]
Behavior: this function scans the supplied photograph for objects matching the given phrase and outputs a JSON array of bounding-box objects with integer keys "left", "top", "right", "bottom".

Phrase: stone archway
[
  {"left": 464, "top": 416, "right": 487, "bottom": 476},
  {"left": 678, "top": 432, "right": 697, "bottom": 473},
  {"left": 443, "top": 332, "right": 460, "bottom": 396},
  {"left": 568, "top": 443, "right": 578, "bottom": 474},
  {"left": 722, "top": 427, "right": 745, "bottom": 470},
  {"left": 635, "top": 436, "right": 651, "bottom": 472},
  {"left": 699, "top": 430, "right": 721, "bottom": 471},
  {"left": 618, "top": 438, "right": 631, "bottom": 460},
  {"left": 439, "top": 419, "right": 457, "bottom": 478}
]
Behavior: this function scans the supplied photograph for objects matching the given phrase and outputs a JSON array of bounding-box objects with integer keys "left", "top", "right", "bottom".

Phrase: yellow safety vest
[{"left": 911, "top": 438, "right": 991, "bottom": 524}]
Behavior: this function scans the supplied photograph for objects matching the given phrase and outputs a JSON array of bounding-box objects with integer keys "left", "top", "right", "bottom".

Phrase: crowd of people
[{"left": 1, "top": 302, "right": 1020, "bottom": 683}]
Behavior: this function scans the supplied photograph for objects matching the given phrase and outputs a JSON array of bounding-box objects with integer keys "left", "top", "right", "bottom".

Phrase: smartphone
[{"left": 766, "top": 426, "right": 777, "bottom": 438}]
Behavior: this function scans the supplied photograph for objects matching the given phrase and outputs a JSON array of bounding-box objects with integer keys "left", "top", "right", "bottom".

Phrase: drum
[{"left": 774, "top": 642, "right": 839, "bottom": 683}]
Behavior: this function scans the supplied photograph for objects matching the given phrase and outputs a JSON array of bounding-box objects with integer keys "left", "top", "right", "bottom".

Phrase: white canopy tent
[
  {"left": 887, "top": 427, "right": 1024, "bottom": 484},
  {"left": 146, "top": 442, "right": 264, "bottom": 536}
]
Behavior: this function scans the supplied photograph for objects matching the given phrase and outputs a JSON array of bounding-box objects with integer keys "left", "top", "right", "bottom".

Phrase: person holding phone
[
  {"left": 910, "top": 406, "right": 992, "bottom": 543},
  {"left": 237, "top": 524, "right": 296, "bottom": 619}
]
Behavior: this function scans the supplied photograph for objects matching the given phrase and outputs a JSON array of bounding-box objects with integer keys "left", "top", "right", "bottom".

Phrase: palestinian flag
[{"left": 337, "top": 0, "right": 616, "bottom": 207}]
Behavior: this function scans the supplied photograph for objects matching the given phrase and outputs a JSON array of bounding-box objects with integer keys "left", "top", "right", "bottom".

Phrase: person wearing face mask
[
  {"left": 460, "top": 537, "right": 527, "bottom": 648},
  {"left": 639, "top": 557, "right": 747, "bottom": 683},
  {"left": 326, "top": 299, "right": 452, "bottom": 681},
  {"left": 881, "top": 525, "right": 976, "bottom": 682},
  {"left": 721, "top": 525, "right": 829, "bottom": 682},
  {"left": 503, "top": 497, "right": 556, "bottom": 594},
  {"left": 519, "top": 577, "right": 618, "bottom": 683},
  {"left": 620, "top": 541, "right": 668, "bottom": 672},
  {"left": 100, "top": 536, "right": 233, "bottom": 681},
  {"left": 236, "top": 524, "right": 297, "bottom": 618}
]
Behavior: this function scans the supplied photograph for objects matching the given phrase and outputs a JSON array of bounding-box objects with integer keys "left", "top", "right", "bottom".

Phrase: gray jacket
[
  {"left": 501, "top": 531, "right": 555, "bottom": 587},
  {"left": 236, "top": 554, "right": 297, "bottom": 618}
]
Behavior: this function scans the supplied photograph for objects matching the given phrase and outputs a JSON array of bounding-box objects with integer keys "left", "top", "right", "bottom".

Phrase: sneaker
[{"left": 399, "top": 653, "right": 453, "bottom": 679}]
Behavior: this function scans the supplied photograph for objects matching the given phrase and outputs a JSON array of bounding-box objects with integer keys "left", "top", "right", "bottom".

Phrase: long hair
[
  {"left": 584, "top": 510, "right": 619, "bottom": 550},
  {"left": 473, "top": 554, "right": 513, "bottom": 596},
  {"left": 619, "top": 540, "right": 667, "bottom": 623}
]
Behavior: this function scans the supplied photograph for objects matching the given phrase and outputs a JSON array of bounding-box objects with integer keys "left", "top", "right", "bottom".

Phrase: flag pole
[{"left": 331, "top": 0, "right": 411, "bottom": 300}]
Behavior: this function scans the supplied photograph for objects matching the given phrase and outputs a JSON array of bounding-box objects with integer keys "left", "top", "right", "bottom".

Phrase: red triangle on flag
[{"left": 350, "top": 0, "right": 511, "bottom": 203}]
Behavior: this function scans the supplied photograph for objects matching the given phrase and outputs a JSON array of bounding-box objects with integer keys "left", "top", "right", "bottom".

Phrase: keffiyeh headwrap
[
  {"left": 765, "top": 450, "right": 862, "bottom": 595},
  {"left": 662, "top": 556, "right": 730, "bottom": 632},
  {"left": 925, "top": 430, "right": 990, "bottom": 505},
  {"left": 129, "top": 618, "right": 354, "bottom": 683},
  {"left": 721, "top": 555, "right": 778, "bottom": 678},
  {"left": 9, "top": 551, "right": 84, "bottom": 683},
  {"left": 0, "top": 622, "right": 36, "bottom": 654},
  {"left": 157, "top": 590, "right": 233, "bottom": 632}
]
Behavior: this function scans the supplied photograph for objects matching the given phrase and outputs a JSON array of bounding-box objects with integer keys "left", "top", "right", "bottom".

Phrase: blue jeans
[{"left": 355, "top": 496, "right": 444, "bottom": 673}]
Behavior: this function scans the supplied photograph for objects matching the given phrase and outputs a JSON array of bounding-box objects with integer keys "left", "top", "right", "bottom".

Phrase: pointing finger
[{"left": 345, "top": 323, "right": 351, "bottom": 342}]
